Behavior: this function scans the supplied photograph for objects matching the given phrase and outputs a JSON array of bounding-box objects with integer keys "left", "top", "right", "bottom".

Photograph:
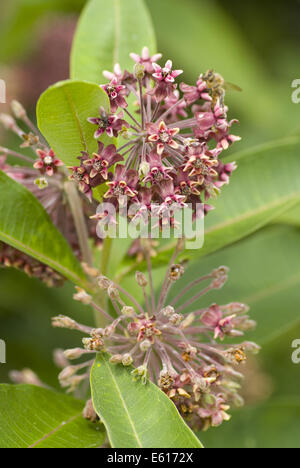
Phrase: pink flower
[
  {"left": 180, "top": 77, "right": 211, "bottom": 105},
  {"left": 201, "top": 304, "right": 236, "bottom": 340},
  {"left": 147, "top": 121, "right": 179, "bottom": 155},
  {"left": 151, "top": 60, "right": 183, "bottom": 102},
  {"left": 34, "top": 149, "right": 63, "bottom": 176},
  {"left": 82, "top": 142, "right": 123, "bottom": 180},
  {"left": 159, "top": 180, "right": 186, "bottom": 207},
  {"left": 70, "top": 154, "right": 93, "bottom": 202},
  {"left": 88, "top": 109, "right": 129, "bottom": 139},
  {"left": 101, "top": 78, "right": 128, "bottom": 113},
  {"left": 198, "top": 394, "right": 231, "bottom": 427},
  {"left": 130, "top": 47, "right": 163, "bottom": 74},
  {"left": 143, "top": 150, "right": 174, "bottom": 184},
  {"left": 183, "top": 145, "right": 220, "bottom": 184},
  {"left": 104, "top": 165, "right": 139, "bottom": 200},
  {"left": 164, "top": 91, "right": 188, "bottom": 121},
  {"left": 173, "top": 169, "right": 201, "bottom": 201}
]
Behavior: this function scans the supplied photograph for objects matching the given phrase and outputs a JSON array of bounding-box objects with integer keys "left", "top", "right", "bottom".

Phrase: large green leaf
[
  {"left": 71, "top": 0, "right": 157, "bottom": 82},
  {"left": 197, "top": 137, "right": 300, "bottom": 259},
  {"left": 91, "top": 353, "right": 203, "bottom": 448},
  {"left": 146, "top": 137, "right": 300, "bottom": 266},
  {"left": 145, "top": 0, "right": 299, "bottom": 146},
  {"left": 0, "top": 171, "right": 86, "bottom": 286},
  {"left": 199, "top": 397, "right": 300, "bottom": 449},
  {"left": 169, "top": 225, "right": 300, "bottom": 344},
  {"left": 0, "top": 384, "right": 105, "bottom": 448},
  {"left": 37, "top": 80, "right": 110, "bottom": 166}
]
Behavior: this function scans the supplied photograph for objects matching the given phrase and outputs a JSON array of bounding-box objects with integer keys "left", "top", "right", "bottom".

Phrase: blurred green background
[{"left": 1, "top": 0, "right": 300, "bottom": 448}]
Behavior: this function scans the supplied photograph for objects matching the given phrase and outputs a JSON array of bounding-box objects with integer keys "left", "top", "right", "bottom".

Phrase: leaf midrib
[
  {"left": 0, "top": 230, "right": 85, "bottom": 287},
  {"left": 63, "top": 87, "right": 88, "bottom": 152},
  {"left": 28, "top": 414, "right": 80, "bottom": 448},
  {"left": 101, "top": 359, "right": 143, "bottom": 448}
]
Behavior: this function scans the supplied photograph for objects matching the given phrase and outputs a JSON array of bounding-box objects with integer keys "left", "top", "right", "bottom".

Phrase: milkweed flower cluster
[
  {"left": 53, "top": 244, "right": 259, "bottom": 431},
  {"left": 70, "top": 47, "right": 240, "bottom": 223}
]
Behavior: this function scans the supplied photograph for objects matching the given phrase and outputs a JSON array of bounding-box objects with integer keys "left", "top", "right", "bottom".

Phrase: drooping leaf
[
  {"left": 196, "top": 138, "right": 300, "bottom": 259},
  {"left": 0, "top": 384, "right": 105, "bottom": 448},
  {"left": 91, "top": 353, "right": 203, "bottom": 448},
  {"left": 145, "top": 137, "right": 300, "bottom": 266},
  {"left": 199, "top": 397, "right": 300, "bottom": 449},
  {"left": 169, "top": 225, "right": 300, "bottom": 344},
  {"left": 37, "top": 80, "right": 110, "bottom": 166},
  {"left": 145, "top": 0, "right": 299, "bottom": 146},
  {"left": 71, "top": 0, "right": 157, "bottom": 82},
  {"left": 0, "top": 171, "right": 86, "bottom": 287}
]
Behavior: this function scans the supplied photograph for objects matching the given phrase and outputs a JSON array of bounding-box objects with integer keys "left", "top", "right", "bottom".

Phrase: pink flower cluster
[
  {"left": 54, "top": 251, "right": 259, "bottom": 431},
  {"left": 70, "top": 47, "right": 240, "bottom": 224}
]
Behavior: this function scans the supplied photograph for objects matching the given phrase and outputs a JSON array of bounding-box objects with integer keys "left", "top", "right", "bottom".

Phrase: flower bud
[
  {"left": 0, "top": 113, "right": 16, "bottom": 129},
  {"left": 131, "top": 365, "right": 148, "bottom": 385},
  {"left": 59, "top": 366, "right": 77, "bottom": 382},
  {"left": 34, "top": 177, "right": 48, "bottom": 190},
  {"left": 140, "top": 339, "right": 152, "bottom": 352},
  {"left": 122, "top": 306, "right": 135, "bottom": 317},
  {"left": 9, "top": 369, "right": 43, "bottom": 387},
  {"left": 169, "top": 313, "right": 183, "bottom": 326},
  {"left": 11, "top": 100, "right": 26, "bottom": 119},
  {"left": 211, "top": 266, "right": 229, "bottom": 289},
  {"left": 139, "top": 161, "right": 150, "bottom": 178},
  {"left": 73, "top": 287, "right": 92, "bottom": 305},
  {"left": 242, "top": 341, "right": 261, "bottom": 354},
  {"left": 134, "top": 63, "right": 145, "bottom": 80},
  {"left": 53, "top": 349, "right": 69, "bottom": 368},
  {"left": 180, "top": 313, "right": 195, "bottom": 329},
  {"left": 122, "top": 353, "right": 133, "bottom": 366},
  {"left": 161, "top": 305, "right": 175, "bottom": 318},
  {"left": 135, "top": 271, "right": 148, "bottom": 288},
  {"left": 169, "top": 264, "right": 185, "bottom": 282},
  {"left": 97, "top": 275, "right": 111, "bottom": 290},
  {"left": 82, "top": 337, "right": 104, "bottom": 352},
  {"left": 109, "top": 354, "right": 123, "bottom": 364},
  {"left": 52, "top": 315, "right": 77, "bottom": 330},
  {"left": 107, "top": 284, "right": 120, "bottom": 301},
  {"left": 64, "top": 348, "right": 86, "bottom": 360},
  {"left": 83, "top": 399, "right": 99, "bottom": 423}
]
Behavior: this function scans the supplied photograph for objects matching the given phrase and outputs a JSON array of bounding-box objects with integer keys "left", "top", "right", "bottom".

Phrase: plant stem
[
  {"left": 101, "top": 237, "right": 113, "bottom": 276},
  {"left": 64, "top": 181, "right": 93, "bottom": 267}
]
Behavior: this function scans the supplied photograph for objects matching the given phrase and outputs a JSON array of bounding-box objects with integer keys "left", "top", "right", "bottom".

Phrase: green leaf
[
  {"left": 275, "top": 203, "right": 300, "bottom": 227},
  {"left": 198, "top": 137, "right": 300, "bottom": 259},
  {"left": 199, "top": 397, "right": 300, "bottom": 449},
  {"left": 71, "top": 0, "right": 156, "bottom": 82},
  {"left": 170, "top": 225, "right": 300, "bottom": 344},
  {"left": 0, "top": 171, "right": 86, "bottom": 286},
  {"left": 145, "top": 0, "right": 299, "bottom": 145},
  {"left": 37, "top": 80, "right": 110, "bottom": 166},
  {"left": 0, "top": 384, "right": 105, "bottom": 448},
  {"left": 91, "top": 353, "right": 203, "bottom": 448},
  {"left": 151, "top": 137, "right": 300, "bottom": 265}
]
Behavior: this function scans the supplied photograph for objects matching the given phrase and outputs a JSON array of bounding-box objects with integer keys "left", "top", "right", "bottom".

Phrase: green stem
[
  {"left": 64, "top": 181, "right": 94, "bottom": 267},
  {"left": 101, "top": 237, "right": 113, "bottom": 276},
  {"left": 93, "top": 237, "right": 114, "bottom": 327}
]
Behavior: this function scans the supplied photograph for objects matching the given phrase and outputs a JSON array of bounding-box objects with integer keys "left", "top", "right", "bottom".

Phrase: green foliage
[
  {"left": 0, "top": 171, "right": 86, "bottom": 286},
  {"left": 91, "top": 353, "right": 203, "bottom": 448},
  {"left": 200, "top": 398, "right": 300, "bottom": 449},
  {"left": 71, "top": 0, "right": 157, "bottom": 82},
  {"left": 170, "top": 225, "right": 300, "bottom": 344},
  {"left": 0, "top": 384, "right": 105, "bottom": 448},
  {"left": 37, "top": 80, "right": 110, "bottom": 167}
]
